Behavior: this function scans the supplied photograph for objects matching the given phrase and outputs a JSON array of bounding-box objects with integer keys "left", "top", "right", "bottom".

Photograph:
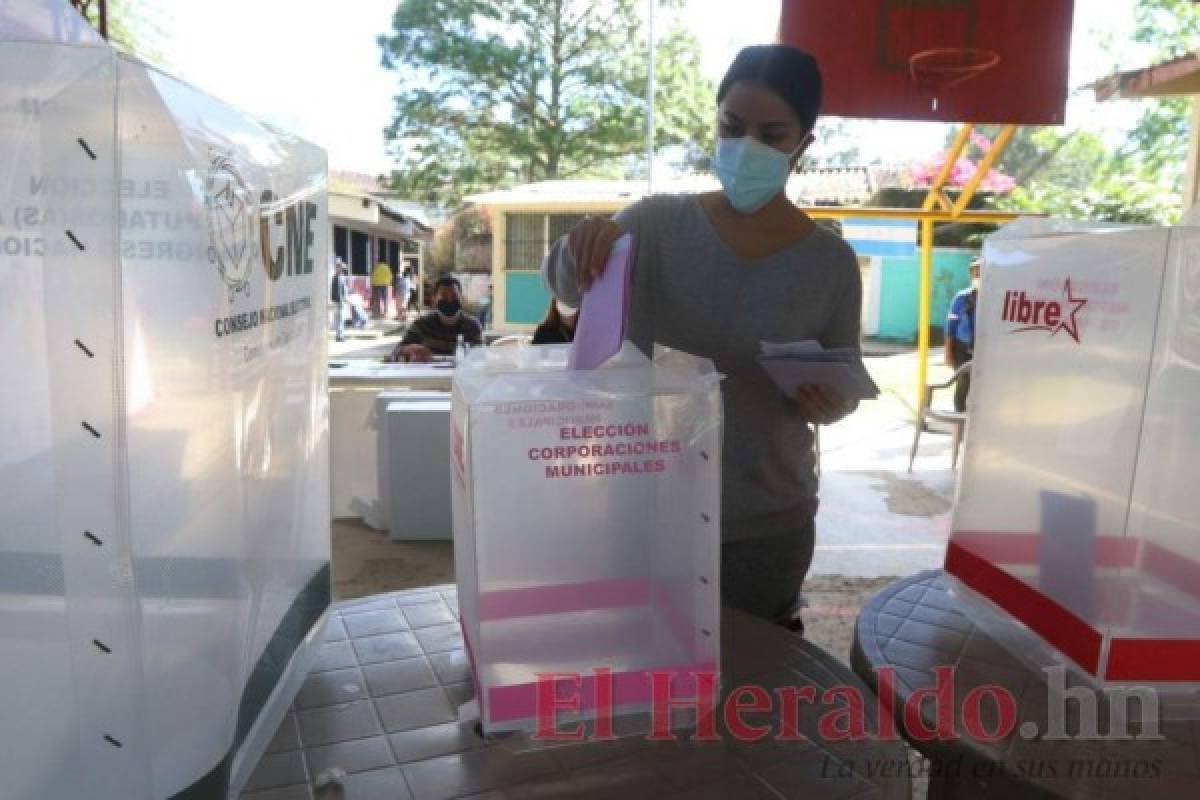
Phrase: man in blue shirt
[{"left": 944, "top": 258, "right": 980, "bottom": 412}]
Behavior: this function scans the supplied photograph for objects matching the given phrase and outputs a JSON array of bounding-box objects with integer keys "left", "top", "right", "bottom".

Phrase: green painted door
[
  {"left": 505, "top": 272, "right": 551, "bottom": 325},
  {"left": 876, "top": 249, "right": 978, "bottom": 343}
]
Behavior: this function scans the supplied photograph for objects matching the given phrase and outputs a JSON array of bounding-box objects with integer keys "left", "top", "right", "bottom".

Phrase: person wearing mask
[
  {"left": 944, "top": 257, "right": 981, "bottom": 412},
  {"left": 370, "top": 259, "right": 392, "bottom": 318},
  {"left": 531, "top": 298, "right": 578, "bottom": 345},
  {"left": 542, "top": 45, "right": 861, "bottom": 630},
  {"left": 385, "top": 275, "right": 483, "bottom": 362}
]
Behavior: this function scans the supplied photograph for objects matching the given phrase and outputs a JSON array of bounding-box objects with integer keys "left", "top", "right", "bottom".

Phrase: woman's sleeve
[
  {"left": 820, "top": 244, "right": 864, "bottom": 352},
  {"left": 541, "top": 199, "right": 648, "bottom": 307}
]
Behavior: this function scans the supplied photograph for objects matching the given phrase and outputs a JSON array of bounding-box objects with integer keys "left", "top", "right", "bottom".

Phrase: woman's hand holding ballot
[{"left": 568, "top": 216, "right": 621, "bottom": 291}]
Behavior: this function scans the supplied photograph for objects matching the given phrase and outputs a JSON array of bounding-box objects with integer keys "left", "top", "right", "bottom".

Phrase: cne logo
[
  {"left": 204, "top": 151, "right": 257, "bottom": 299},
  {"left": 1000, "top": 278, "right": 1088, "bottom": 344}
]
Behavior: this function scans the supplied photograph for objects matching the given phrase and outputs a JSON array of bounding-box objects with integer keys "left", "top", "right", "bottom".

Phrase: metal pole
[
  {"left": 1186, "top": 97, "right": 1200, "bottom": 212},
  {"left": 917, "top": 218, "right": 935, "bottom": 414},
  {"left": 98, "top": 0, "right": 108, "bottom": 39},
  {"left": 646, "top": 0, "right": 655, "bottom": 193}
]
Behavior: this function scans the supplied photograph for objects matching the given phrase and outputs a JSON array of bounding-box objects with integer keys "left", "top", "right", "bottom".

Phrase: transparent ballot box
[
  {"left": 947, "top": 219, "right": 1200, "bottom": 685},
  {"left": 452, "top": 345, "right": 723, "bottom": 733},
  {"left": 0, "top": 12, "right": 330, "bottom": 799}
]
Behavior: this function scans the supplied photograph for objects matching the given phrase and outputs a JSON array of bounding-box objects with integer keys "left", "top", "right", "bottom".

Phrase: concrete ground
[{"left": 813, "top": 349, "right": 959, "bottom": 577}]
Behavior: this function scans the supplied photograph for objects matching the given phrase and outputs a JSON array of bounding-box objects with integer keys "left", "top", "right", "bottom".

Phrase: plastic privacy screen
[
  {"left": 946, "top": 219, "right": 1200, "bottom": 685},
  {"left": 0, "top": 23, "right": 331, "bottom": 800},
  {"left": 451, "top": 344, "right": 723, "bottom": 733}
]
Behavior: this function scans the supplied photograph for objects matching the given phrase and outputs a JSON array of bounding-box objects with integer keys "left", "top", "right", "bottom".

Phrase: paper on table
[{"left": 568, "top": 233, "right": 634, "bottom": 370}]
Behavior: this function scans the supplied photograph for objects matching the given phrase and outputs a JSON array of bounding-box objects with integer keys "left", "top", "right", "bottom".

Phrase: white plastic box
[
  {"left": 1, "top": 8, "right": 330, "bottom": 798},
  {"left": 947, "top": 218, "right": 1200, "bottom": 684},
  {"left": 373, "top": 389, "right": 452, "bottom": 535},
  {"left": 380, "top": 398, "right": 453, "bottom": 540},
  {"left": 452, "top": 344, "right": 723, "bottom": 733}
]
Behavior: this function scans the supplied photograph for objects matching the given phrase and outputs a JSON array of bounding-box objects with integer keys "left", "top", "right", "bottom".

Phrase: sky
[{"left": 155, "top": 0, "right": 1150, "bottom": 180}]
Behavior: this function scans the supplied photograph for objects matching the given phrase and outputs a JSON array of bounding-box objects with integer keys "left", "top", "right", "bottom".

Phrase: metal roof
[{"left": 1091, "top": 52, "right": 1200, "bottom": 100}]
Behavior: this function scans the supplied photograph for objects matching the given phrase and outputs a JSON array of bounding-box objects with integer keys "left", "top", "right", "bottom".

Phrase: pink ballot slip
[{"left": 568, "top": 233, "right": 634, "bottom": 370}]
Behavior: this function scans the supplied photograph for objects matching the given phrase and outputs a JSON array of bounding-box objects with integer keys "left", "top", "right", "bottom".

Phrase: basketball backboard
[{"left": 779, "top": 0, "right": 1075, "bottom": 125}]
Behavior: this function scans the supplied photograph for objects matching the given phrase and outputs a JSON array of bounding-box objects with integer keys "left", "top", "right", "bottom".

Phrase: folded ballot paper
[
  {"left": 757, "top": 340, "right": 880, "bottom": 400},
  {"left": 568, "top": 233, "right": 634, "bottom": 370}
]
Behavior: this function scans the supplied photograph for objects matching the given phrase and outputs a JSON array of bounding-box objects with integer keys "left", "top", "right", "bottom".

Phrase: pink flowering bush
[{"left": 909, "top": 130, "right": 1016, "bottom": 193}]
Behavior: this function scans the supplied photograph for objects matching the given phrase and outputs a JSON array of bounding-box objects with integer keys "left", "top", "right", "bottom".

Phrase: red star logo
[{"left": 1054, "top": 277, "right": 1088, "bottom": 344}]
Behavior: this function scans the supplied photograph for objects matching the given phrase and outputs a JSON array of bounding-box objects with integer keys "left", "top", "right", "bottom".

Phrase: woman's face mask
[
  {"left": 712, "top": 136, "right": 801, "bottom": 213},
  {"left": 436, "top": 298, "right": 461, "bottom": 318}
]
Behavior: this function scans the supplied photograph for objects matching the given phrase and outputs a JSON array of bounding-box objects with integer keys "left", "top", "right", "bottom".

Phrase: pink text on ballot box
[{"left": 451, "top": 344, "right": 723, "bottom": 732}]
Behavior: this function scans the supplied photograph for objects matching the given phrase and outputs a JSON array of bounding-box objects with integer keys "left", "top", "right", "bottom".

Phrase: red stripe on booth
[
  {"left": 948, "top": 531, "right": 1138, "bottom": 569},
  {"left": 945, "top": 540, "right": 1104, "bottom": 675},
  {"left": 1106, "top": 639, "right": 1200, "bottom": 682},
  {"left": 1139, "top": 541, "right": 1200, "bottom": 603}
]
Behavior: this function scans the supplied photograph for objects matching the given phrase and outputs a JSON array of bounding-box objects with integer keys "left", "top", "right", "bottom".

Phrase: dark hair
[
  {"left": 717, "top": 45, "right": 822, "bottom": 132},
  {"left": 433, "top": 275, "right": 462, "bottom": 293},
  {"left": 541, "top": 298, "right": 564, "bottom": 329}
]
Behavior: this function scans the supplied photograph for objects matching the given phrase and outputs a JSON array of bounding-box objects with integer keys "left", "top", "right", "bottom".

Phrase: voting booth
[
  {"left": 947, "top": 218, "right": 1200, "bottom": 685},
  {"left": 1, "top": 4, "right": 331, "bottom": 798},
  {"left": 452, "top": 344, "right": 722, "bottom": 733}
]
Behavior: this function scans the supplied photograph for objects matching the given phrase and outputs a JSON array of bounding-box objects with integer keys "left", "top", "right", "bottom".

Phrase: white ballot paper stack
[{"left": 757, "top": 340, "right": 880, "bottom": 401}]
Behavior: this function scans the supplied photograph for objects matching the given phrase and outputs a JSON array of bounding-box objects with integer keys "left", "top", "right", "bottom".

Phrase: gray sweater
[{"left": 543, "top": 194, "right": 862, "bottom": 541}]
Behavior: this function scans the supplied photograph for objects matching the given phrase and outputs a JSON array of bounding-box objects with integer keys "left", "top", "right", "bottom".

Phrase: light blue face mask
[{"left": 713, "top": 136, "right": 796, "bottom": 213}]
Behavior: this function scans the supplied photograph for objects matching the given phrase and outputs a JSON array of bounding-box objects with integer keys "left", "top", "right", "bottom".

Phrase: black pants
[
  {"left": 950, "top": 339, "right": 973, "bottom": 412},
  {"left": 721, "top": 521, "right": 817, "bottom": 625}
]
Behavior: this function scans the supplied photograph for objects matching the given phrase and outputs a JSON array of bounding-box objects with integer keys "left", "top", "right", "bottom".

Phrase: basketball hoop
[{"left": 909, "top": 47, "right": 1001, "bottom": 110}]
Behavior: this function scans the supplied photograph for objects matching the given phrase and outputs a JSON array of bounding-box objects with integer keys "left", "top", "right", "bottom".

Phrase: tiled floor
[
  {"left": 242, "top": 588, "right": 466, "bottom": 800},
  {"left": 243, "top": 585, "right": 913, "bottom": 800}
]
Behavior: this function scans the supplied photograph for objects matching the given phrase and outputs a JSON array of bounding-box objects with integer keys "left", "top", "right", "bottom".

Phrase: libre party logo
[
  {"left": 204, "top": 151, "right": 258, "bottom": 299},
  {"left": 1000, "top": 278, "right": 1088, "bottom": 344}
]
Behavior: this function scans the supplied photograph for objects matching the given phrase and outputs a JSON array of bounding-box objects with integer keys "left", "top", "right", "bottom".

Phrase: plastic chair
[{"left": 907, "top": 361, "right": 972, "bottom": 472}]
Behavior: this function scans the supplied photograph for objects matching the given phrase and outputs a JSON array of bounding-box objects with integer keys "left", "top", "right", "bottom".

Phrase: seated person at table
[
  {"left": 385, "top": 276, "right": 483, "bottom": 362},
  {"left": 531, "top": 298, "right": 578, "bottom": 345}
]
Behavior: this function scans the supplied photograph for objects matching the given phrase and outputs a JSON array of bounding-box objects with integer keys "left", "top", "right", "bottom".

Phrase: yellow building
[{"left": 466, "top": 172, "right": 878, "bottom": 330}]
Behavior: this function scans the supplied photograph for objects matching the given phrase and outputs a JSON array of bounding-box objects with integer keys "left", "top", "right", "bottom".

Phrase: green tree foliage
[
  {"left": 935, "top": 0, "right": 1197, "bottom": 224},
  {"left": 994, "top": 127, "right": 1179, "bottom": 224},
  {"left": 378, "top": 0, "right": 714, "bottom": 208},
  {"left": 73, "top": 0, "right": 167, "bottom": 66},
  {"left": 1119, "top": 0, "right": 1200, "bottom": 193},
  {"left": 429, "top": 206, "right": 491, "bottom": 271},
  {"left": 979, "top": 0, "right": 1200, "bottom": 223}
]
